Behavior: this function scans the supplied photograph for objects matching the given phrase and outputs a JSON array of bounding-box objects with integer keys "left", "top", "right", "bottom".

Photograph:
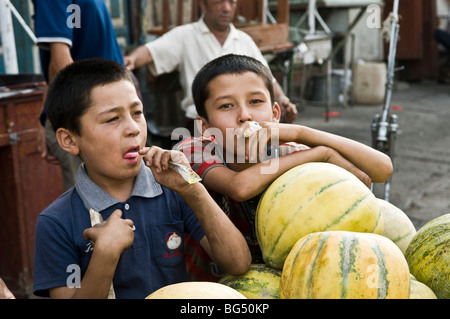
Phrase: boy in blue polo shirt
[{"left": 32, "top": 59, "right": 251, "bottom": 299}]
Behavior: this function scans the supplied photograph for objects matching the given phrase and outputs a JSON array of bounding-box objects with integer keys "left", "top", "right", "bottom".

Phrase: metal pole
[
  {"left": 0, "top": 0, "right": 19, "bottom": 74},
  {"left": 380, "top": 0, "right": 399, "bottom": 125},
  {"left": 262, "top": 0, "right": 268, "bottom": 24},
  {"left": 371, "top": 0, "right": 400, "bottom": 201},
  {"left": 7, "top": 0, "right": 37, "bottom": 43},
  {"left": 308, "top": 0, "right": 316, "bottom": 35}
]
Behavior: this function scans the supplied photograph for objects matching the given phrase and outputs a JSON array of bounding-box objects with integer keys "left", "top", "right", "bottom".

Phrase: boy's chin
[{"left": 118, "top": 158, "right": 143, "bottom": 175}]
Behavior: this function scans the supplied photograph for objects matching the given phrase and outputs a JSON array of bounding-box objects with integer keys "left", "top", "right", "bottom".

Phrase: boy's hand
[
  {"left": 350, "top": 168, "right": 372, "bottom": 188},
  {"left": 245, "top": 125, "right": 271, "bottom": 163},
  {"left": 324, "top": 148, "right": 372, "bottom": 188},
  {"left": 83, "top": 210, "right": 134, "bottom": 256},
  {"left": 140, "top": 146, "right": 193, "bottom": 191},
  {"left": 241, "top": 122, "right": 286, "bottom": 163}
]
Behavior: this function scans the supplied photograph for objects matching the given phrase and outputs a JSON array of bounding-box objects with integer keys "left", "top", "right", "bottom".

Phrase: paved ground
[{"left": 294, "top": 80, "right": 450, "bottom": 230}]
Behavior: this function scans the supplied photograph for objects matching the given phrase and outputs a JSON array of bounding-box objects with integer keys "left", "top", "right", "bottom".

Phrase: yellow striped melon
[
  {"left": 410, "top": 274, "right": 437, "bottom": 299},
  {"left": 256, "top": 162, "right": 383, "bottom": 269},
  {"left": 280, "top": 231, "right": 410, "bottom": 299},
  {"left": 145, "top": 282, "right": 246, "bottom": 299},
  {"left": 219, "top": 264, "right": 281, "bottom": 299},
  {"left": 405, "top": 213, "right": 450, "bottom": 299},
  {"left": 377, "top": 198, "right": 416, "bottom": 254}
]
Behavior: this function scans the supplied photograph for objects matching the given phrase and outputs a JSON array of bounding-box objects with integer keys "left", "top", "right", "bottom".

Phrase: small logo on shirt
[
  {"left": 166, "top": 232, "right": 182, "bottom": 250},
  {"left": 164, "top": 232, "right": 183, "bottom": 259}
]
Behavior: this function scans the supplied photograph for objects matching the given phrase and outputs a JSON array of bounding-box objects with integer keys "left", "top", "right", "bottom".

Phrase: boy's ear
[
  {"left": 55, "top": 128, "right": 80, "bottom": 156},
  {"left": 272, "top": 102, "right": 282, "bottom": 123},
  {"left": 196, "top": 115, "right": 209, "bottom": 136}
]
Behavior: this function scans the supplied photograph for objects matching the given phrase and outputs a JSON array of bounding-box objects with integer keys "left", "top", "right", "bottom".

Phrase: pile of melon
[
  {"left": 223, "top": 163, "right": 448, "bottom": 299},
  {"left": 146, "top": 163, "right": 448, "bottom": 299}
]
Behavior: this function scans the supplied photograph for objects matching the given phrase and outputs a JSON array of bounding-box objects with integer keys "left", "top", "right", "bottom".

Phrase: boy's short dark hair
[
  {"left": 192, "top": 54, "right": 275, "bottom": 119},
  {"left": 46, "top": 58, "right": 133, "bottom": 135}
]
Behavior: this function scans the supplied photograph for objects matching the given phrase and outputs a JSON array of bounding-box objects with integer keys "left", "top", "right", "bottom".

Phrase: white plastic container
[{"left": 353, "top": 61, "right": 386, "bottom": 105}]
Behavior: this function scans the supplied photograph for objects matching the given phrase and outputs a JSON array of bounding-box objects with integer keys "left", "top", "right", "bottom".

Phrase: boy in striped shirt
[{"left": 178, "top": 54, "right": 393, "bottom": 281}]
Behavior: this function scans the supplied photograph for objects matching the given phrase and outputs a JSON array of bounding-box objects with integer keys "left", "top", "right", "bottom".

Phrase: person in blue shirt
[
  {"left": 32, "top": 0, "right": 125, "bottom": 190},
  {"left": 33, "top": 58, "right": 251, "bottom": 299}
]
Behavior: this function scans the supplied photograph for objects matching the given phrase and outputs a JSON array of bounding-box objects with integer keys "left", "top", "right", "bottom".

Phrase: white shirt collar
[{"left": 197, "top": 16, "right": 239, "bottom": 40}]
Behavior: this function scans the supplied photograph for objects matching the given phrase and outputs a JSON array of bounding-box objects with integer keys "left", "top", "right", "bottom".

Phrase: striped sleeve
[
  {"left": 177, "top": 137, "right": 225, "bottom": 179},
  {"left": 279, "top": 142, "right": 310, "bottom": 156}
]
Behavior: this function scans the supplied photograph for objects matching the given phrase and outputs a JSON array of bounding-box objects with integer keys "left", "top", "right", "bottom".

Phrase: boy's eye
[
  {"left": 106, "top": 116, "right": 119, "bottom": 123},
  {"left": 219, "top": 103, "right": 233, "bottom": 109},
  {"left": 132, "top": 110, "right": 143, "bottom": 117},
  {"left": 250, "top": 99, "right": 264, "bottom": 104}
]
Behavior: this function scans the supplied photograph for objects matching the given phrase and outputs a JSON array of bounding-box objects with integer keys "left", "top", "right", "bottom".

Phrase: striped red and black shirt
[{"left": 177, "top": 136, "right": 308, "bottom": 281}]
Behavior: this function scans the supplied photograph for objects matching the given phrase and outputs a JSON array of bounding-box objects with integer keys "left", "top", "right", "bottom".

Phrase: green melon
[
  {"left": 409, "top": 274, "right": 437, "bottom": 299},
  {"left": 280, "top": 231, "right": 410, "bottom": 299},
  {"left": 377, "top": 198, "right": 416, "bottom": 254},
  {"left": 405, "top": 213, "right": 450, "bottom": 299},
  {"left": 256, "top": 162, "right": 383, "bottom": 269},
  {"left": 219, "top": 264, "right": 281, "bottom": 299}
]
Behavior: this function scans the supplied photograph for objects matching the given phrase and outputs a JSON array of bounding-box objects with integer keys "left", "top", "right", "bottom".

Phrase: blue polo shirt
[
  {"left": 33, "top": 163, "right": 205, "bottom": 299},
  {"left": 32, "top": 0, "right": 124, "bottom": 81}
]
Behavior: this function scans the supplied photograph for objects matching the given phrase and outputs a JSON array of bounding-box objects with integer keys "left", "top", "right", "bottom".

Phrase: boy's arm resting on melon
[
  {"left": 202, "top": 146, "right": 370, "bottom": 203},
  {"left": 283, "top": 124, "right": 393, "bottom": 183},
  {"left": 176, "top": 182, "right": 251, "bottom": 276}
]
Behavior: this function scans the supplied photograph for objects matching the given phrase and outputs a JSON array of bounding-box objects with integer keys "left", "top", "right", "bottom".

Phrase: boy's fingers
[
  {"left": 161, "top": 151, "right": 172, "bottom": 170},
  {"left": 258, "top": 129, "right": 268, "bottom": 160},
  {"left": 151, "top": 149, "right": 163, "bottom": 172},
  {"left": 143, "top": 146, "right": 161, "bottom": 168},
  {"left": 83, "top": 227, "right": 94, "bottom": 241},
  {"left": 170, "top": 150, "right": 190, "bottom": 167},
  {"left": 147, "top": 146, "right": 161, "bottom": 164},
  {"left": 109, "top": 209, "right": 123, "bottom": 219},
  {"left": 248, "top": 134, "right": 258, "bottom": 162},
  {"left": 235, "top": 127, "right": 245, "bottom": 138},
  {"left": 105, "top": 210, "right": 134, "bottom": 229},
  {"left": 247, "top": 129, "right": 269, "bottom": 162},
  {"left": 83, "top": 210, "right": 134, "bottom": 241},
  {"left": 139, "top": 147, "right": 150, "bottom": 156},
  {"left": 148, "top": 147, "right": 190, "bottom": 172}
]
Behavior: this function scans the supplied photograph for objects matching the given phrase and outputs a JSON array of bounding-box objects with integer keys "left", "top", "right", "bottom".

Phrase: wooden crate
[
  {"left": 0, "top": 89, "right": 64, "bottom": 298},
  {"left": 238, "top": 23, "right": 291, "bottom": 53}
]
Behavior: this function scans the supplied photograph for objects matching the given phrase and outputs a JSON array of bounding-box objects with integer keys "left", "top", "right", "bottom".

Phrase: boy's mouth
[{"left": 123, "top": 147, "right": 140, "bottom": 159}]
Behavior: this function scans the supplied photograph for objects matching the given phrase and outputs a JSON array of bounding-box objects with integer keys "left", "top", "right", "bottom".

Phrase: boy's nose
[
  {"left": 238, "top": 106, "right": 252, "bottom": 123},
  {"left": 125, "top": 117, "right": 141, "bottom": 136}
]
